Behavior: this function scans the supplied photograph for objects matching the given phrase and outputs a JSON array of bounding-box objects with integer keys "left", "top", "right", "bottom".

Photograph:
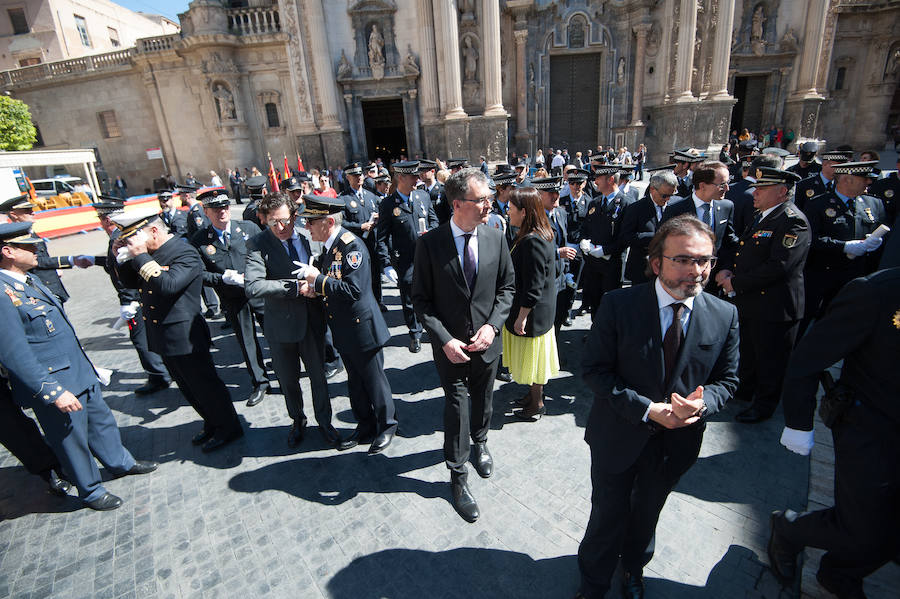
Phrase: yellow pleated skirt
[{"left": 502, "top": 326, "right": 560, "bottom": 386}]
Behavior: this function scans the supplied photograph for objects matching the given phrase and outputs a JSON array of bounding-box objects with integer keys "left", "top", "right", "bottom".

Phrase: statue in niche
[
  {"left": 403, "top": 44, "right": 419, "bottom": 76},
  {"left": 528, "top": 63, "right": 535, "bottom": 85},
  {"left": 337, "top": 50, "right": 352, "bottom": 79},
  {"left": 213, "top": 84, "right": 236, "bottom": 120},
  {"left": 463, "top": 37, "right": 478, "bottom": 82},
  {"left": 617, "top": 58, "right": 625, "bottom": 84},
  {"left": 460, "top": 0, "right": 475, "bottom": 21},
  {"left": 887, "top": 47, "right": 900, "bottom": 79},
  {"left": 368, "top": 25, "right": 385, "bottom": 67},
  {"left": 779, "top": 28, "right": 798, "bottom": 52},
  {"left": 751, "top": 6, "right": 766, "bottom": 41}
]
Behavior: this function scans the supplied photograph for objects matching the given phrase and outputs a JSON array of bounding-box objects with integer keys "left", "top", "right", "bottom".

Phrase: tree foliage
[{"left": 0, "top": 95, "right": 37, "bottom": 151}]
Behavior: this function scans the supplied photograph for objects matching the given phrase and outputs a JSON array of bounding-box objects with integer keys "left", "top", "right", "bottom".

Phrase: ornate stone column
[
  {"left": 630, "top": 24, "right": 651, "bottom": 125},
  {"left": 302, "top": 0, "right": 342, "bottom": 129},
  {"left": 791, "top": 0, "right": 828, "bottom": 99},
  {"left": 514, "top": 29, "right": 528, "bottom": 142},
  {"left": 343, "top": 93, "right": 363, "bottom": 160},
  {"left": 402, "top": 89, "right": 423, "bottom": 157},
  {"left": 481, "top": 0, "right": 505, "bottom": 117},
  {"left": 417, "top": 0, "right": 441, "bottom": 123},
  {"left": 708, "top": 0, "right": 735, "bottom": 100},
  {"left": 435, "top": 0, "right": 467, "bottom": 119},
  {"left": 673, "top": 0, "right": 698, "bottom": 103}
]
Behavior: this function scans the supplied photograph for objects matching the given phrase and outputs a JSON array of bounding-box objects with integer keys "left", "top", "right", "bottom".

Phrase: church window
[
  {"left": 8, "top": 8, "right": 28, "bottom": 35},
  {"left": 74, "top": 15, "right": 91, "bottom": 47},
  {"left": 265, "top": 102, "right": 280, "bottom": 128},
  {"left": 834, "top": 67, "right": 846, "bottom": 90},
  {"left": 98, "top": 110, "right": 121, "bottom": 139}
]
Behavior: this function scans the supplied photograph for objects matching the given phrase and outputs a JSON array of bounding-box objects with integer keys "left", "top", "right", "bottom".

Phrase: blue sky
[{"left": 113, "top": 0, "right": 191, "bottom": 22}]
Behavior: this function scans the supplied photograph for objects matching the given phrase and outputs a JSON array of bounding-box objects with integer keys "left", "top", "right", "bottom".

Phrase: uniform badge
[
  {"left": 588, "top": 206, "right": 596, "bottom": 215},
  {"left": 393, "top": 207, "right": 401, "bottom": 217},
  {"left": 864, "top": 207, "right": 874, "bottom": 221},
  {"left": 893, "top": 309, "right": 900, "bottom": 329},
  {"left": 346, "top": 251, "right": 362, "bottom": 269},
  {"left": 27, "top": 297, "right": 37, "bottom": 305},
  {"left": 806, "top": 189, "right": 814, "bottom": 198},
  {"left": 45, "top": 319, "right": 54, "bottom": 333},
  {"left": 334, "top": 250, "right": 342, "bottom": 263},
  {"left": 340, "top": 232, "right": 355, "bottom": 244},
  {"left": 195, "top": 216, "right": 203, "bottom": 225},
  {"left": 825, "top": 208, "right": 836, "bottom": 218},
  {"left": 4, "top": 287, "right": 22, "bottom": 307},
  {"left": 782, "top": 233, "right": 798, "bottom": 248},
  {"left": 350, "top": 200, "right": 357, "bottom": 208},
  {"left": 886, "top": 190, "right": 895, "bottom": 198},
  {"left": 206, "top": 245, "right": 216, "bottom": 255},
  {"left": 235, "top": 227, "right": 241, "bottom": 233},
  {"left": 13, "top": 282, "right": 24, "bottom": 291}
]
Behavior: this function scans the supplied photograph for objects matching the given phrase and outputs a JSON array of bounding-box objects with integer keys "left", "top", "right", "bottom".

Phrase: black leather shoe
[
  {"left": 767, "top": 510, "right": 801, "bottom": 586},
  {"left": 736, "top": 404, "right": 775, "bottom": 423},
  {"left": 564, "top": 316, "right": 574, "bottom": 327},
  {"left": 201, "top": 428, "right": 244, "bottom": 453},
  {"left": 815, "top": 570, "right": 867, "bottom": 599},
  {"left": 324, "top": 361, "right": 343, "bottom": 380},
  {"left": 495, "top": 370, "right": 512, "bottom": 382},
  {"left": 319, "top": 425, "right": 358, "bottom": 451},
  {"left": 126, "top": 460, "right": 158, "bottom": 475},
  {"left": 451, "top": 478, "right": 479, "bottom": 523},
  {"left": 623, "top": 572, "right": 645, "bottom": 599},
  {"left": 409, "top": 337, "right": 421, "bottom": 353},
  {"left": 84, "top": 492, "right": 123, "bottom": 511},
  {"left": 344, "top": 425, "right": 376, "bottom": 447},
  {"left": 287, "top": 422, "right": 306, "bottom": 448},
  {"left": 203, "top": 309, "right": 220, "bottom": 319},
  {"left": 379, "top": 303, "right": 388, "bottom": 313},
  {"left": 134, "top": 379, "right": 170, "bottom": 396},
  {"left": 471, "top": 441, "right": 493, "bottom": 478},
  {"left": 368, "top": 430, "right": 394, "bottom": 455},
  {"left": 191, "top": 428, "right": 214, "bottom": 446},
  {"left": 245, "top": 384, "right": 268, "bottom": 407},
  {"left": 45, "top": 469, "right": 72, "bottom": 497}
]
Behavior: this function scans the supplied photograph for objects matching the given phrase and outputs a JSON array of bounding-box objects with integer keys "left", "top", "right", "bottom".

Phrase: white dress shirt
[
  {"left": 449, "top": 219, "right": 478, "bottom": 275},
  {"left": 691, "top": 193, "right": 714, "bottom": 228}
]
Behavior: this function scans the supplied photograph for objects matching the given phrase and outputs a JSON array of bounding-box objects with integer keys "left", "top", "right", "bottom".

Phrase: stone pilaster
[
  {"left": 514, "top": 28, "right": 528, "bottom": 145},
  {"left": 630, "top": 24, "right": 650, "bottom": 126},
  {"left": 434, "top": 0, "right": 466, "bottom": 119},
  {"left": 481, "top": 0, "right": 505, "bottom": 117},
  {"left": 707, "top": 0, "right": 735, "bottom": 100},
  {"left": 301, "top": 0, "right": 342, "bottom": 129},
  {"left": 791, "top": 0, "right": 828, "bottom": 100},
  {"left": 416, "top": 0, "right": 441, "bottom": 123},
  {"left": 673, "top": 0, "right": 697, "bottom": 103}
]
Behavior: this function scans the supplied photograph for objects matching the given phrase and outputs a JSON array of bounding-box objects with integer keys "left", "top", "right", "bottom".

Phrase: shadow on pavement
[{"left": 0, "top": 467, "right": 83, "bottom": 519}]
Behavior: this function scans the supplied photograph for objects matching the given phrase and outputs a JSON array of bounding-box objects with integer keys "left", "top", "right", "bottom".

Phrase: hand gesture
[
  {"left": 514, "top": 314, "right": 527, "bottom": 335},
  {"left": 464, "top": 324, "right": 496, "bottom": 353},
  {"left": 303, "top": 265, "right": 321, "bottom": 285},
  {"left": 54, "top": 391, "right": 83, "bottom": 413},
  {"left": 443, "top": 338, "right": 471, "bottom": 364},
  {"left": 648, "top": 402, "right": 700, "bottom": 429},
  {"left": 670, "top": 386, "right": 705, "bottom": 420}
]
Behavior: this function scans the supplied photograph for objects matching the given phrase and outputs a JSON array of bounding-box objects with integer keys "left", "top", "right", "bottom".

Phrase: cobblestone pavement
[{"left": 0, "top": 214, "right": 895, "bottom": 598}]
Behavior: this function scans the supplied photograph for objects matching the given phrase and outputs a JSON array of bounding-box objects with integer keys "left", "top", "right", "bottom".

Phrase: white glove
[
  {"left": 120, "top": 301, "right": 139, "bottom": 320},
  {"left": 588, "top": 245, "right": 606, "bottom": 259},
  {"left": 844, "top": 239, "right": 867, "bottom": 258},
  {"left": 291, "top": 261, "right": 309, "bottom": 280},
  {"left": 780, "top": 426, "right": 815, "bottom": 456},
  {"left": 579, "top": 239, "right": 591, "bottom": 254},
  {"left": 222, "top": 269, "right": 244, "bottom": 286},
  {"left": 384, "top": 266, "right": 399, "bottom": 284},
  {"left": 863, "top": 235, "right": 883, "bottom": 252},
  {"left": 116, "top": 246, "right": 132, "bottom": 264}
]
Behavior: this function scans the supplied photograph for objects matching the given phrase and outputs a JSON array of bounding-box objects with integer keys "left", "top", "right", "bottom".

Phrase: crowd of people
[{"left": 1, "top": 140, "right": 898, "bottom": 598}]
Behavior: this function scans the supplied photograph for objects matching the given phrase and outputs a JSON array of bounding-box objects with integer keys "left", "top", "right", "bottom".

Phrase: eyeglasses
[
  {"left": 267, "top": 218, "right": 293, "bottom": 227},
  {"left": 710, "top": 181, "right": 729, "bottom": 190},
  {"left": 461, "top": 195, "right": 492, "bottom": 205},
  {"left": 662, "top": 255, "right": 717, "bottom": 268},
  {"left": 659, "top": 193, "right": 674, "bottom": 199}
]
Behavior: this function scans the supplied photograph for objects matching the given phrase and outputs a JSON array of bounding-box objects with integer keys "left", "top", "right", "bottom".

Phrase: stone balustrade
[
  {"left": 137, "top": 34, "right": 178, "bottom": 54},
  {"left": 227, "top": 6, "right": 281, "bottom": 35},
  {"left": 2, "top": 48, "right": 135, "bottom": 86}
]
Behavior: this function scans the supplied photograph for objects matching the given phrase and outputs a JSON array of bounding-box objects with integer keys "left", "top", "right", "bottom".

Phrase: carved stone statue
[
  {"left": 888, "top": 47, "right": 900, "bottom": 79},
  {"left": 213, "top": 84, "right": 236, "bottom": 120},
  {"left": 463, "top": 37, "right": 478, "bottom": 82},
  {"left": 337, "top": 50, "right": 352, "bottom": 79},
  {"left": 403, "top": 44, "right": 419, "bottom": 76},
  {"left": 751, "top": 6, "right": 766, "bottom": 41},
  {"left": 617, "top": 58, "right": 625, "bottom": 84},
  {"left": 368, "top": 25, "right": 385, "bottom": 67},
  {"left": 779, "top": 28, "right": 798, "bottom": 52},
  {"left": 460, "top": 0, "right": 475, "bottom": 21}
]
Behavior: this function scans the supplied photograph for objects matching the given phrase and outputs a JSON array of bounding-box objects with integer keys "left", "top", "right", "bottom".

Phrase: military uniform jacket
[
  {"left": 186, "top": 203, "right": 210, "bottom": 238},
  {"left": 312, "top": 228, "right": 390, "bottom": 353},
  {"left": 0, "top": 271, "right": 97, "bottom": 407},
  {"left": 96, "top": 231, "right": 138, "bottom": 305},
  {"left": 560, "top": 193, "right": 592, "bottom": 243},
  {"left": 376, "top": 189, "right": 438, "bottom": 277},
  {"left": 786, "top": 161, "right": 822, "bottom": 181},
  {"left": 241, "top": 200, "right": 262, "bottom": 228},
  {"left": 805, "top": 191, "right": 886, "bottom": 276},
  {"left": 190, "top": 220, "right": 262, "bottom": 309},
  {"left": 118, "top": 237, "right": 211, "bottom": 356},
  {"left": 160, "top": 208, "right": 188, "bottom": 238},
  {"left": 795, "top": 173, "right": 832, "bottom": 212},
  {"left": 868, "top": 172, "right": 898, "bottom": 224},
  {"left": 620, "top": 196, "right": 664, "bottom": 285},
  {"left": 580, "top": 190, "right": 633, "bottom": 258},
  {"left": 489, "top": 199, "right": 516, "bottom": 247},
  {"left": 722, "top": 201, "right": 811, "bottom": 322},
  {"left": 340, "top": 187, "right": 384, "bottom": 263},
  {"left": 426, "top": 182, "right": 451, "bottom": 224},
  {"left": 33, "top": 241, "right": 71, "bottom": 302}
]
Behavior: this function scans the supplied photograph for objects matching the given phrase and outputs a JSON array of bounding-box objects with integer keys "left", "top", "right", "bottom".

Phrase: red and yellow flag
[
  {"left": 267, "top": 153, "right": 280, "bottom": 192},
  {"left": 297, "top": 153, "right": 305, "bottom": 173}
]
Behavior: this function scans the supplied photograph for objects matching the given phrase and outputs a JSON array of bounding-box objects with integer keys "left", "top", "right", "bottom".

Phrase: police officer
[
  {"left": 419, "top": 160, "right": 450, "bottom": 224},
  {"left": 182, "top": 184, "right": 208, "bottom": 239},
  {"left": 560, "top": 168, "right": 592, "bottom": 321},
  {"left": 802, "top": 161, "right": 886, "bottom": 331},
  {"left": 376, "top": 160, "right": 438, "bottom": 352},
  {"left": 715, "top": 168, "right": 810, "bottom": 423},
  {"left": 672, "top": 149, "right": 704, "bottom": 198},
  {"left": 190, "top": 190, "right": 269, "bottom": 407},
  {"left": 0, "top": 222, "right": 157, "bottom": 510},
  {"left": 446, "top": 158, "right": 470, "bottom": 175},
  {"left": 362, "top": 161, "right": 380, "bottom": 195},
  {"left": 340, "top": 162, "right": 384, "bottom": 308},
  {"left": 786, "top": 141, "right": 822, "bottom": 180},
  {"left": 113, "top": 210, "right": 244, "bottom": 452},
  {"left": 868, "top": 154, "right": 899, "bottom": 226},
  {"left": 373, "top": 171, "right": 391, "bottom": 198},
  {"left": 514, "top": 161, "right": 531, "bottom": 188},
  {"left": 300, "top": 196, "right": 398, "bottom": 454},
  {"left": 794, "top": 149, "right": 852, "bottom": 212},
  {"left": 242, "top": 175, "right": 269, "bottom": 227},
  {"left": 489, "top": 166, "right": 517, "bottom": 247},
  {"left": 532, "top": 176, "right": 574, "bottom": 330},
  {"left": 158, "top": 189, "right": 188, "bottom": 237},
  {"left": 767, "top": 266, "right": 900, "bottom": 599}
]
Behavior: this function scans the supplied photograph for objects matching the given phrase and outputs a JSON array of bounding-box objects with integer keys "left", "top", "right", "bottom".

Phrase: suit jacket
[
  {"left": 312, "top": 228, "right": 390, "bottom": 352},
  {"left": 244, "top": 228, "right": 324, "bottom": 344},
  {"left": 377, "top": 189, "right": 438, "bottom": 279},
  {"left": 620, "top": 197, "right": 665, "bottom": 285},
  {"left": 0, "top": 272, "right": 98, "bottom": 407},
  {"left": 505, "top": 233, "right": 557, "bottom": 337},
  {"left": 724, "top": 178, "right": 756, "bottom": 236},
  {"left": 661, "top": 195, "right": 738, "bottom": 254},
  {"left": 583, "top": 283, "right": 740, "bottom": 473},
  {"left": 427, "top": 182, "right": 451, "bottom": 224},
  {"left": 412, "top": 222, "right": 515, "bottom": 364},
  {"left": 547, "top": 206, "right": 569, "bottom": 291},
  {"left": 190, "top": 220, "right": 262, "bottom": 309},
  {"left": 118, "top": 237, "right": 211, "bottom": 356}
]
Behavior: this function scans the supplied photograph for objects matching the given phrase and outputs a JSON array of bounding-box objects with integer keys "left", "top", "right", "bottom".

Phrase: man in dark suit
[
  {"left": 114, "top": 210, "right": 243, "bottom": 453},
  {"left": 340, "top": 162, "right": 385, "bottom": 309},
  {"left": 767, "top": 267, "right": 900, "bottom": 599},
  {"left": 0, "top": 222, "right": 157, "bottom": 510},
  {"left": 244, "top": 193, "right": 345, "bottom": 449},
  {"left": 412, "top": 168, "right": 515, "bottom": 523},
  {"left": 576, "top": 215, "right": 739, "bottom": 599},
  {"left": 300, "top": 196, "right": 397, "bottom": 454},
  {"left": 190, "top": 190, "right": 269, "bottom": 407},
  {"left": 716, "top": 168, "right": 810, "bottom": 424},
  {"left": 620, "top": 170, "right": 677, "bottom": 286}
]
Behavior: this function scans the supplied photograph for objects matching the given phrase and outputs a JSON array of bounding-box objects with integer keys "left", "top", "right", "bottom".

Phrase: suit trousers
[
  {"left": 201, "top": 286, "right": 220, "bottom": 312},
  {"left": 342, "top": 346, "right": 396, "bottom": 434},
  {"left": 734, "top": 316, "right": 798, "bottom": 410},
  {"left": 778, "top": 402, "right": 900, "bottom": 586},
  {"left": 434, "top": 350, "right": 499, "bottom": 479},
  {"left": 578, "top": 429, "right": 703, "bottom": 598},
  {"left": 30, "top": 384, "right": 135, "bottom": 501},
  {"left": 127, "top": 307, "right": 169, "bottom": 384},
  {"left": 398, "top": 267, "right": 423, "bottom": 339},
  {"left": 268, "top": 334, "right": 332, "bottom": 428},
  {"left": 0, "top": 385, "right": 60, "bottom": 476},
  {"left": 163, "top": 351, "right": 241, "bottom": 436},
  {"left": 221, "top": 298, "right": 267, "bottom": 387},
  {"left": 582, "top": 257, "right": 623, "bottom": 319}
]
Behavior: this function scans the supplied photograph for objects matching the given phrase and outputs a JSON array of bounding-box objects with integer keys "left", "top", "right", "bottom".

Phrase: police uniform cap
[
  {"left": 672, "top": 150, "right": 701, "bottom": 163},
  {"left": 531, "top": 176, "right": 562, "bottom": 191},
  {"left": 799, "top": 141, "right": 818, "bottom": 154},
  {"left": 738, "top": 140, "right": 758, "bottom": 151},
  {"left": 749, "top": 167, "right": 802, "bottom": 188},
  {"left": 492, "top": 172, "right": 518, "bottom": 185},
  {"left": 0, "top": 194, "right": 33, "bottom": 213},
  {"left": 156, "top": 189, "right": 174, "bottom": 200},
  {"left": 592, "top": 164, "right": 620, "bottom": 177},
  {"left": 590, "top": 154, "right": 608, "bottom": 164},
  {"left": 375, "top": 174, "right": 391, "bottom": 183},
  {"left": 0, "top": 221, "right": 41, "bottom": 245},
  {"left": 567, "top": 169, "right": 591, "bottom": 183},
  {"left": 619, "top": 164, "right": 636, "bottom": 174},
  {"left": 343, "top": 162, "right": 364, "bottom": 176},
  {"left": 417, "top": 160, "right": 438, "bottom": 172},
  {"left": 832, "top": 161, "right": 878, "bottom": 178},
  {"left": 494, "top": 164, "right": 514, "bottom": 175},
  {"left": 245, "top": 175, "right": 268, "bottom": 189},
  {"left": 197, "top": 189, "right": 230, "bottom": 208},
  {"left": 280, "top": 176, "right": 302, "bottom": 191},
  {"left": 761, "top": 146, "right": 790, "bottom": 158},
  {"left": 93, "top": 197, "right": 126, "bottom": 216},
  {"left": 820, "top": 150, "right": 853, "bottom": 163},
  {"left": 446, "top": 158, "right": 469, "bottom": 169},
  {"left": 514, "top": 161, "right": 528, "bottom": 170},
  {"left": 111, "top": 207, "right": 161, "bottom": 239},
  {"left": 299, "top": 195, "right": 345, "bottom": 218},
  {"left": 174, "top": 182, "right": 200, "bottom": 192},
  {"left": 295, "top": 171, "right": 311, "bottom": 182},
  {"left": 392, "top": 160, "right": 420, "bottom": 175},
  {"left": 365, "top": 162, "right": 379, "bottom": 172}
]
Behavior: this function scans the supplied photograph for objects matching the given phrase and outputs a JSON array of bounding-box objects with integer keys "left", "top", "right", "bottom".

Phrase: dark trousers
[
  {"left": 268, "top": 332, "right": 332, "bottom": 428},
  {"left": 201, "top": 286, "right": 219, "bottom": 313},
  {"left": 366, "top": 238, "right": 383, "bottom": 303},
  {"left": 578, "top": 430, "right": 703, "bottom": 598},
  {"left": 222, "top": 299, "right": 267, "bottom": 387},
  {"left": 128, "top": 307, "right": 169, "bottom": 384},
  {"left": 398, "top": 269, "right": 423, "bottom": 339},
  {"left": 778, "top": 402, "right": 900, "bottom": 586},
  {"left": 163, "top": 351, "right": 241, "bottom": 436},
  {"left": 582, "top": 257, "right": 623, "bottom": 319},
  {"left": 434, "top": 350, "right": 499, "bottom": 480},
  {"left": 30, "top": 384, "right": 135, "bottom": 501},
  {"left": 342, "top": 346, "right": 396, "bottom": 435},
  {"left": 324, "top": 327, "right": 341, "bottom": 366},
  {"left": 734, "top": 317, "right": 798, "bottom": 411},
  {"left": 0, "top": 386, "right": 60, "bottom": 476}
]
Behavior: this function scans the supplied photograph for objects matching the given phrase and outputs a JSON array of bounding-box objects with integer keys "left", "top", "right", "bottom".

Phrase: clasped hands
[
  {"left": 715, "top": 270, "right": 734, "bottom": 294},
  {"left": 648, "top": 386, "right": 706, "bottom": 429},
  {"left": 442, "top": 325, "right": 496, "bottom": 363}
]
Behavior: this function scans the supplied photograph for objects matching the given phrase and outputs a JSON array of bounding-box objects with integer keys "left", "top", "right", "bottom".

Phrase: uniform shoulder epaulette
[{"left": 340, "top": 231, "right": 355, "bottom": 245}]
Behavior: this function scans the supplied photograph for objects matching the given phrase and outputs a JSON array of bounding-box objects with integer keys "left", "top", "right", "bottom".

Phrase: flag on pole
[
  {"left": 284, "top": 154, "right": 290, "bottom": 178},
  {"left": 267, "top": 153, "right": 280, "bottom": 192},
  {"left": 297, "top": 153, "right": 305, "bottom": 173}
]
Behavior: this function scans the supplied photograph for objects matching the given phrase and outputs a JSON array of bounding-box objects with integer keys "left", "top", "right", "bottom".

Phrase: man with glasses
[
  {"left": 620, "top": 170, "right": 677, "bottom": 286},
  {"left": 576, "top": 215, "right": 739, "bottom": 599},
  {"left": 716, "top": 168, "right": 810, "bottom": 424}
]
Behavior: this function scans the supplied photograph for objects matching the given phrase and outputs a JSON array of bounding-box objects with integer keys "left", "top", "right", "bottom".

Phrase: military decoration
[
  {"left": 825, "top": 208, "right": 837, "bottom": 218},
  {"left": 45, "top": 319, "right": 55, "bottom": 333},
  {"left": 393, "top": 207, "right": 401, "bottom": 217},
  {"left": 782, "top": 233, "right": 798, "bottom": 248},
  {"left": 864, "top": 207, "right": 874, "bottom": 222},
  {"left": 206, "top": 245, "right": 216, "bottom": 255},
  {"left": 893, "top": 309, "right": 900, "bottom": 330},
  {"left": 346, "top": 251, "right": 362, "bottom": 269},
  {"left": 885, "top": 189, "right": 894, "bottom": 199},
  {"left": 806, "top": 189, "right": 814, "bottom": 198},
  {"left": 588, "top": 206, "right": 596, "bottom": 215},
  {"left": 13, "top": 282, "right": 24, "bottom": 291},
  {"left": 350, "top": 200, "right": 358, "bottom": 208},
  {"left": 4, "top": 287, "right": 22, "bottom": 306}
]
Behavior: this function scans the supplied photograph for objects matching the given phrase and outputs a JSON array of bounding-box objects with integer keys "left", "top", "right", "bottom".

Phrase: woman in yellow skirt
[{"left": 503, "top": 187, "right": 560, "bottom": 420}]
